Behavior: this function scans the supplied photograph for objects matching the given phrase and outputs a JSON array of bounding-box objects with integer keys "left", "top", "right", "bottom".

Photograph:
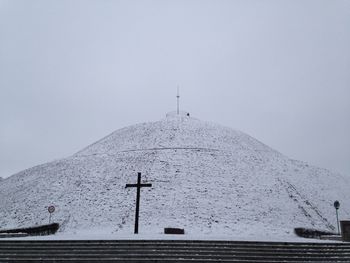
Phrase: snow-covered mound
[{"left": 0, "top": 113, "right": 349, "bottom": 239}]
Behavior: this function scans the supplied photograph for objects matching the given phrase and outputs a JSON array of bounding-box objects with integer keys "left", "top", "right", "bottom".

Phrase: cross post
[{"left": 125, "top": 172, "right": 152, "bottom": 234}]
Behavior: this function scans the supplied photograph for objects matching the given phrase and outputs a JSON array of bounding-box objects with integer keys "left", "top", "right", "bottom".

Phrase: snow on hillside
[{"left": 0, "top": 112, "right": 349, "bottom": 240}]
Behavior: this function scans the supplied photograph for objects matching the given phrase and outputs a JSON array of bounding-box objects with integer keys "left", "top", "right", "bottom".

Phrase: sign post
[
  {"left": 48, "top": 205, "right": 55, "bottom": 224},
  {"left": 334, "top": 200, "right": 340, "bottom": 234}
]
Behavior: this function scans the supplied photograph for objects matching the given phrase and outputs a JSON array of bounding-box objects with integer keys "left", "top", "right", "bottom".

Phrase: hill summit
[{"left": 0, "top": 112, "right": 349, "bottom": 238}]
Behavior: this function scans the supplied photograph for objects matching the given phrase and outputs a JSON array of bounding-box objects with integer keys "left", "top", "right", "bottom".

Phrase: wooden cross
[{"left": 125, "top": 172, "right": 152, "bottom": 234}]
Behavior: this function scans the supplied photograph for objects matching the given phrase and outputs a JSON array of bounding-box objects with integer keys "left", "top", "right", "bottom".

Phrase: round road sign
[{"left": 48, "top": 206, "right": 55, "bottom": 213}]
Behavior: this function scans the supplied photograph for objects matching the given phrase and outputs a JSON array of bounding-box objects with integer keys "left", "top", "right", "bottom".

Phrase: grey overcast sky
[{"left": 0, "top": 0, "right": 349, "bottom": 179}]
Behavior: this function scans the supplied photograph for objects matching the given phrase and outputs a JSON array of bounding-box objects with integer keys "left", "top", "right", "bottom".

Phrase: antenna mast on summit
[{"left": 176, "top": 87, "right": 180, "bottom": 115}]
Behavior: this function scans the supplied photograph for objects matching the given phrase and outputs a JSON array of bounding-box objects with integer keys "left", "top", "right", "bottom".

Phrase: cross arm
[
  {"left": 125, "top": 184, "right": 138, "bottom": 188},
  {"left": 125, "top": 183, "right": 152, "bottom": 188}
]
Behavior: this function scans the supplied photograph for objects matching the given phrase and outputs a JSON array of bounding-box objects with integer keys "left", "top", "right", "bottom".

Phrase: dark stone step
[
  {"left": 0, "top": 253, "right": 348, "bottom": 260},
  {"left": 1, "top": 241, "right": 348, "bottom": 247},
  {"left": 1, "top": 240, "right": 349, "bottom": 245},
  {"left": 0, "top": 244, "right": 350, "bottom": 251},
  {"left": 1, "top": 248, "right": 349, "bottom": 254},
  {"left": 0, "top": 260, "right": 341, "bottom": 263},
  {"left": 1, "top": 245, "right": 348, "bottom": 253},
  {"left": 0, "top": 250, "right": 350, "bottom": 255},
  {"left": 1, "top": 255, "right": 350, "bottom": 262}
]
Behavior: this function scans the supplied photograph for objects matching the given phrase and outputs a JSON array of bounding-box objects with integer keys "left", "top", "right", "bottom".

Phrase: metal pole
[
  {"left": 49, "top": 213, "right": 51, "bottom": 224},
  {"left": 176, "top": 87, "right": 180, "bottom": 115},
  {"left": 336, "top": 209, "right": 340, "bottom": 235}
]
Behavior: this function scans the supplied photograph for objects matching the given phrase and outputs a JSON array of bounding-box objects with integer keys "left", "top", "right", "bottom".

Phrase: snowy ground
[{"left": 0, "top": 226, "right": 342, "bottom": 243}]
